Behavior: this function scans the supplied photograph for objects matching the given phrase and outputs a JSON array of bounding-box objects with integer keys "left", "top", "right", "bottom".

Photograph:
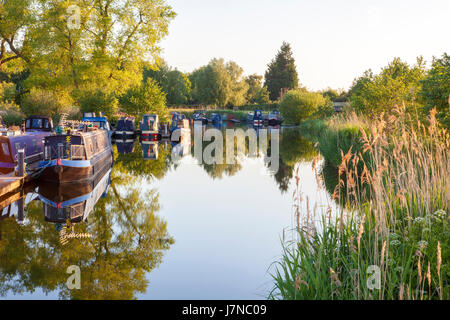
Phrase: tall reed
[{"left": 270, "top": 106, "right": 449, "bottom": 300}]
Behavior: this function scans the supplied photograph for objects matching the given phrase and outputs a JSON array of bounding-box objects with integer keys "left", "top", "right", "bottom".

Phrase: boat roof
[
  {"left": 26, "top": 115, "right": 52, "bottom": 120},
  {"left": 82, "top": 117, "right": 109, "bottom": 122}
]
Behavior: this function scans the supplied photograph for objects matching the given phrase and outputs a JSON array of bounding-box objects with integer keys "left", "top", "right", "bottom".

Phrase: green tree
[
  {"left": 420, "top": 53, "right": 450, "bottom": 128},
  {"left": 190, "top": 59, "right": 248, "bottom": 107},
  {"left": 322, "top": 88, "right": 339, "bottom": 101},
  {"left": 1, "top": 0, "right": 176, "bottom": 113},
  {"left": 119, "top": 78, "right": 168, "bottom": 121},
  {"left": 264, "top": 42, "right": 299, "bottom": 101},
  {"left": 279, "top": 89, "right": 325, "bottom": 125},
  {"left": 245, "top": 74, "right": 263, "bottom": 103},
  {"left": 0, "top": 0, "right": 34, "bottom": 69},
  {"left": 349, "top": 57, "right": 426, "bottom": 117},
  {"left": 77, "top": 88, "right": 118, "bottom": 119},
  {"left": 21, "top": 88, "right": 73, "bottom": 119},
  {"left": 144, "top": 62, "right": 191, "bottom": 106},
  {"left": 190, "top": 58, "right": 231, "bottom": 107},
  {"left": 254, "top": 86, "right": 271, "bottom": 105}
]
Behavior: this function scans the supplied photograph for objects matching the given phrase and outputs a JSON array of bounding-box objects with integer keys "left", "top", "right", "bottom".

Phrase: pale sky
[{"left": 160, "top": 0, "right": 450, "bottom": 91}]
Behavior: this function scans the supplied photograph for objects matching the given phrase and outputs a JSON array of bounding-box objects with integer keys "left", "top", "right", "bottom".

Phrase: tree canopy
[
  {"left": 420, "top": 53, "right": 450, "bottom": 128},
  {"left": 349, "top": 57, "right": 426, "bottom": 117},
  {"left": 264, "top": 42, "right": 299, "bottom": 101},
  {"left": 189, "top": 58, "right": 249, "bottom": 107}
]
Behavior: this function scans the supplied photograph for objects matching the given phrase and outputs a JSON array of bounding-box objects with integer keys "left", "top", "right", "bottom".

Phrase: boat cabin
[
  {"left": 81, "top": 116, "right": 111, "bottom": 131},
  {"left": 0, "top": 116, "right": 54, "bottom": 173},
  {"left": 141, "top": 114, "right": 159, "bottom": 134},
  {"left": 24, "top": 115, "right": 53, "bottom": 132}
]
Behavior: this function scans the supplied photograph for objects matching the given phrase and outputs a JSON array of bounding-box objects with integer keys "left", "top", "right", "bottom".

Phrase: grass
[
  {"left": 270, "top": 106, "right": 449, "bottom": 300},
  {"left": 300, "top": 114, "right": 369, "bottom": 168}
]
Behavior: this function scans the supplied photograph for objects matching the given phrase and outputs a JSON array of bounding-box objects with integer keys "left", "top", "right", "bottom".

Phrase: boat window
[
  {"left": 26, "top": 119, "right": 31, "bottom": 128},
  {"left": 33, "top": 139, "right": 38, "bottom": 152},
  {"left": 15, "top": 143, "right": 20, "bottom": 150},
  {"left": 2, "top": 143, "right": 9, "bottom": 156},
  {"left": 44, "top": 119, "right": 50, "bottom": 129}
]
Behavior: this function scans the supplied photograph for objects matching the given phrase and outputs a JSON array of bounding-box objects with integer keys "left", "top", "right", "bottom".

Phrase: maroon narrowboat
[{"left": 0, "top": 116, "right": 53, "bottom": 174}]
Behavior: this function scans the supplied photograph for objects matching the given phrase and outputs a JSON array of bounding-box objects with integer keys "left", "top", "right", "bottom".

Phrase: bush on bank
[{"left": 279, "top": 90, "right": 326, "bottom": 125}]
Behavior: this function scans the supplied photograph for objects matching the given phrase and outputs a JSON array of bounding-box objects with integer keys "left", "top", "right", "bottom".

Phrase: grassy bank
[
  {"left": 270, "top": 107, "right": 449, "bottom": 300},
  {"left": 299, "top": 114, "right": 369, "bottom": 168}
]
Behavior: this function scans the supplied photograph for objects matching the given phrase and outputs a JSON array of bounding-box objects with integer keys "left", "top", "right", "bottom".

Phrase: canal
[{"left": 0, "top": 124, "right": 340, "bottom": 299}]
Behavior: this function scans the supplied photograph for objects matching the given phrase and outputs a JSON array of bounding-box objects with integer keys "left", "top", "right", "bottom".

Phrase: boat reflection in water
[
  {"left": 141, "top": 130, "right": 191, "bottom": 161},
  {"left": 38, "top": 167, "right": 111, "bottom": 227},
  {"left": 116, "top": 138, "right": 136, "bottom": 155},
  {"left": 0, "top": 184, "right": 38, "bottom": 224}
]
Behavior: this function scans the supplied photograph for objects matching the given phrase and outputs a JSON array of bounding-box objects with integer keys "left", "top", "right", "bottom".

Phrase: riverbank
[{"left": 271, "top": 107, "right": 449, "bottom": 300}]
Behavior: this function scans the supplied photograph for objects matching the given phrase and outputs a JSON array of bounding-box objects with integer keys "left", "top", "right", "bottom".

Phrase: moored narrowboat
[
  {"left": 0, "top": 116, "right": 54, "bottom": 174},
  {"left": 37, "top": 127, "right": 113, "bottom": 184},
  {"left": 268, "top": 110, "right": 283, "bottom": 125},
  {"left": 247, "top": 110, "right": 264, "bottom": 127},
  {"left": 81, "top": 113, "right": 112, "bottom": 140},
  {"left": 192, "top": 110, "right": 208, "bottom": 124},
  {"left": 210, "top": 113, "right": 222, "bottom": 125},
  {"left": 140, "top": 114, "right": 161, "bottom": 141},
  {"left": 113, "top": 117, "right": 136, "bottom": 140}
]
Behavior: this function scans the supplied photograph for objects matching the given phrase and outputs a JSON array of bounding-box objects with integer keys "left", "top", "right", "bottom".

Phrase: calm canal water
[{"left": 0, "top": 124, "right": 339, "bottom": 299}]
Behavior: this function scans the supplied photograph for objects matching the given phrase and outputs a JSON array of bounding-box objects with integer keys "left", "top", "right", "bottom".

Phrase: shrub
[
  {"left": 280, "top": 90, "right": 326, "bottom": 125},
  {"left": 78, "top": 88, "right": 118, "bottom": 119},
  {"left": 21, "top": 88, "right": 72, "bottom": 121},
  {"left": 0, "top": 101, "right": 24, "bottom": 126},
  {"left": 0, "top": 82, "right": 16, "bottom": 102},
  {"left": 119, "top": 79, "right": 168, "bottom": 122}
]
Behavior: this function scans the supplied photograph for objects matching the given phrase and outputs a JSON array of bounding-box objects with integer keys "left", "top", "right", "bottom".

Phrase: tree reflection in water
[
  {"left": 0, "top": 165, "right": 174, "bottom": 299},
  {"left": 0, "top": 125, "right": 332, "bottom": 299}
]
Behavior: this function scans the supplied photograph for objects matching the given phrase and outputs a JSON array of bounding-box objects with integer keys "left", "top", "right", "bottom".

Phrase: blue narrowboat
[
  {"left": 0, "top": 116, "right": 54, "bottom": 174},
  {"left": 247, "top": 110, "right": 264, "bottom": 127},
  {"left": 113, "top": 117, "right": 136, "bottom": 140},
  {"left": 193, "top": 110, "right": 208, "bottom": 124},
  {"left": 81, "top": 113, "right": 112, "bottom": 141},
  {"left": 116, "top": 140, "right": 135, "bottom": 154}
]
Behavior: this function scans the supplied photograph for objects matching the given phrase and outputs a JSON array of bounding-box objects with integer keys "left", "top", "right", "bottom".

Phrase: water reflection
[
  {"left": 116, "top": 139, "right": 135, "bottom": 155},
  {"left": 0, "top": 161, "right": 173, "bottom": 299},
  {"left": 0, "top": 124, "right": 343, "bottom": 299},
  {"left": 38, "top": 167, "right": 111, "bottom": 225}
]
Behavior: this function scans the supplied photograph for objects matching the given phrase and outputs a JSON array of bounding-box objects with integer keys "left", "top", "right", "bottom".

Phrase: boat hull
[
  {"left": 113, "top": 131, "right": 136, "bottom": 140},
  {"left": 37, "top": 148, "right": 113, "bottom": 184}
]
